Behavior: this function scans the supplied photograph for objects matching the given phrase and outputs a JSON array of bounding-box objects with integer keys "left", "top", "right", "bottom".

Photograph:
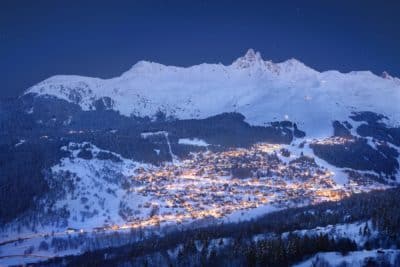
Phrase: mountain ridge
[{"left": 24, "top": 49, "right": 400, "bottom": 138}]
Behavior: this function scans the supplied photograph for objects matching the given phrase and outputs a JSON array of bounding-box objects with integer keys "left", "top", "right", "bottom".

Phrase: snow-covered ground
[
  {"left": 25, "top": 49, "right": 400, "bottom": 138},
  {"left": 0, "top": 235, "right": 82, "bottom": 266},
  {"left": 141, "top": 131, "right": 179, "bottom": 163},
  {"left": 0, "top": 143, "right": 152, "bottom": 240},
  {"left": 178, "top": 138, "right": 209, "bottom": 147},
  {"left": 282, "top": 221, "right": 376, "bottom": 246},
  {"left": 294, "top": 249, "right": 400, "bottom": 267},
  {"left": 281, "top": 140, "right": 350, "bottom": 186},
  {"left": 48, "top": 143, "right": 152, "bottom": 229}
]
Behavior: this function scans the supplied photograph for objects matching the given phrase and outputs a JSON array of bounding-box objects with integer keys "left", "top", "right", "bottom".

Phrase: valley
[
  {"left": 0, "top": 137, "right": 394, "bottom": 265},
  {"left": 0, "top": 49, "right": 399, "bottom": 266}
]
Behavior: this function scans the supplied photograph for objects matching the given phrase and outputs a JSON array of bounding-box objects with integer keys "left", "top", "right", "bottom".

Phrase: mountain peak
[
  {"left": 121, "top": 60, "right": 167, "bottom": 77},
  {"left": 130, "top": 60, "right": 160, "bottom": 70},
  {"left": 381, "top": 71, "right": 393, "bottom": 79},
  {"left": 243, "top": 48, "right": 263, "bottom": 61},
  {"left": 277, "top": 57, "right": 311, "bottom": 71},
  {"left": 232, "top": 49, "right": 264, "bottom": 68}
]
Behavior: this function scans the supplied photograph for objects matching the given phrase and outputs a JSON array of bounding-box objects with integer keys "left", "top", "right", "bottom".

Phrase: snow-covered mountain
[
  {"left": 25, "top": 49, "right": 400, "bottom": 137},
  {"left": 1, "top": 50, "right": 400, "bottom": 265}
]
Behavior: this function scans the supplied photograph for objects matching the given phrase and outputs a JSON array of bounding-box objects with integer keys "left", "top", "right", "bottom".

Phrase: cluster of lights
[{"left": 125, "top": 143, "right": 350, "bottom": 229}]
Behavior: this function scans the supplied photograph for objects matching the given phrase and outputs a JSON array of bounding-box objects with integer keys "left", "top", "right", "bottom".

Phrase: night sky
[{"left": 1, "top": 0, "right": 400, "bottom": 99}]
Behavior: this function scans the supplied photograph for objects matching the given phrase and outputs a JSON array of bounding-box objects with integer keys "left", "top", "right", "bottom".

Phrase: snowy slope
[
  {"left": 294, "top": 249, "right": 400, "bottom": 267},
  {"left": 40, "top": 143, "right": 152, "bottom": 230},
  {"left": 25, "top": 49, "right": 400, "bottom": 137},
  {"left": 282, "top": 221, "right": 377, "bottom": 247}
]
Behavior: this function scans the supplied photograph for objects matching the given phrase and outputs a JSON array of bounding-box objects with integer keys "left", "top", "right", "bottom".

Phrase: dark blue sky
[{"left": 1, "top": 0, "right": 400, "bottom": 98}]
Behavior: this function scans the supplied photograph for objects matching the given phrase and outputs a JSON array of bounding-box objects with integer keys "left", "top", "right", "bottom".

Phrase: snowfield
[
  {"left": 282, "top": 221, "right": 377, "bottom": 247},
  {"left": 47, "top": 143, "right": 152, "bottom": 229},
  {"left": 178, "top": 138, "right": 209, "bottom": 147},
  {"left": 294, "top": 249, "right": 400, "bottom": 267},
  {"left": 25, "top": 49, "right": 400, "bottom": 138}
]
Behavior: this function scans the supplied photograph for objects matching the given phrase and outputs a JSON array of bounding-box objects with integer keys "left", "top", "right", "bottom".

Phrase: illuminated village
[{"left": 106, "top": 142, "right": 386, "bottom": 231}]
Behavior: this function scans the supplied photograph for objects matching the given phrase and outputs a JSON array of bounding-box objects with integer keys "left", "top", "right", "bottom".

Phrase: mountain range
[
  {"left": 0, "top": 49, "right": 399, "bottom": 266},
  {"left": 25, "top": 49, "right": 400, "bottom": 137}
]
